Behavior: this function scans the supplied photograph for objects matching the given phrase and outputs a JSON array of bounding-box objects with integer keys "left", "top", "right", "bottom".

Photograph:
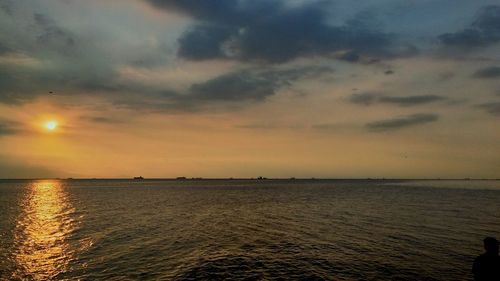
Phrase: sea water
[{"left": 1, "top": 179, "right": 499, "bottom": 280}]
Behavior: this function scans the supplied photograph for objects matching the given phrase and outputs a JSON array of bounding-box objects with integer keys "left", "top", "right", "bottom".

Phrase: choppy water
[{"left": 1, "top": 179, "right": 499, "bottom": 280}]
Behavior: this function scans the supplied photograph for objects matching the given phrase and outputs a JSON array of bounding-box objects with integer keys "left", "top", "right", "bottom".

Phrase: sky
[{"left": 0, "top": 0, "right": 499, "bottom": 179}]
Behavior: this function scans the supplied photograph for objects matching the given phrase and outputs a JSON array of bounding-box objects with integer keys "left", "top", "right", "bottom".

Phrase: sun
[{"left": 45, "top": 121, "right": 58, "bottom": 131}]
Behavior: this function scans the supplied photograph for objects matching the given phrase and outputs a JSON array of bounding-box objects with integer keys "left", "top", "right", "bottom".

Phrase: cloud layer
[
  {"left": 0, "top": 0, "right": 499, "bottom": 178},
  {"left": 366, "top": 114, "right": 439, "bottom": 131},
  {"left": 473, "top": 66, "right": 500, "bottom": 78},
  {"left": 477, "top": 102, "right": 500, "bottom": 116},
  {"left": 439, "top": 5, "right": 500, "bottom": 47},
  {"left": 349, "top": 93, "right": 446, "bottom": 107},
  {"left": 0, "top": 118, "right": 18, "bottom": 136},
  {"left": 148, "top": 0, "right": 396, "bottom": 63}
]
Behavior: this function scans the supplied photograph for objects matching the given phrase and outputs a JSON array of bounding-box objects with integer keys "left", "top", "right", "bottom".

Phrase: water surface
[{"left": 1, "top": 179, "right": 499, "bottom": 280}]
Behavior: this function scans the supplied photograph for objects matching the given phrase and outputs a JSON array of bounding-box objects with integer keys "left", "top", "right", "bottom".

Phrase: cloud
[
  {"left": 337, "top": 51, "right": 360, "bottom": 62},
  {"left": 0, "top": 118, "right": 19, "bottom": 136},
  {"left": 1, "top": 0, "right": 339, "bottom": 112},
  {"left": 0, "top": 156, "right": 58, "bottom": 178},
  {"left": 0, "top": 42, "right": 10, "bottom": 55},
  {"left": 182, "top": 65, "right": 333, "bottom": 105},
  {"left": 378, "top": 95, "right": 446, "bottom": 106},
  {"left": 188, "top": 71, "right": 276, "bottom": 102},
  {"left": 147, "top": 0, "right": 396, "bottom": 63},
  {"left": 236, "top": 123, "right": 294, "bottom": 130},
  {"left": 177, "top": 24, "right": 235, "bottom": 60},
  {"left": 439, "top": 5, "right": 500, "bottom": 47},
  {"left": 366, "top": 113, "right": 439, "bottom": 131},
  {"left": 33, "top": 13, "right": 76, "bottom": 54},
  {"left": 349, "top": 92, "right": 379, "bottom": 105},
  {"left": 473, "top": 66, "right": 500, "bottom": 78},
  {"left": 260, "top": 65, "right": 334, "bottom": 82},
  {"left": 311, "top": 122, "right": 354, "bottom": 132},
  {"left": 0, "top": 2, "right": 176, "bottom": 105},
  {"left": 146, "top": 0, "right": 268, "bottom": 25},
  {"left": 185, "top": 65, "right": 333, "bottom": 102},
  {"left": 349, "top": 92, "right": 445, "bottom": 107},
  {"left": 477, "top": 102, "right": 500, "bottom": 116},
  {"left": 0, "top": 4, "right": 120, "bottom": 104},
  {"left": 111, "top": 65, "right": 334, "bottom": 112},
  {"left": 0, "top": 0, "right": 13, "bottom": 15},
  {"left": 80, "top": 116, "right": 125, "bottom": 124}
]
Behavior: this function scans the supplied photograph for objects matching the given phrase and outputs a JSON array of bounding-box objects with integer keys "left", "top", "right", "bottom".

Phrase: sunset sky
[{"left": 0, "top": 0, "right": 499, "bottom": 179}]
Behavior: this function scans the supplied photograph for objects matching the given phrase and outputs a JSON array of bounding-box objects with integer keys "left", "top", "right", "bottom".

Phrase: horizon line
[{"left": 0, "top": 177, "right": 499, "bottom": 181}]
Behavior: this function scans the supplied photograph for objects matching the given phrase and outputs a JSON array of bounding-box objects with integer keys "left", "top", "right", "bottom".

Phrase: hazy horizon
[{"left": 1, "top": 177, "right": 499, "bottom": 181}]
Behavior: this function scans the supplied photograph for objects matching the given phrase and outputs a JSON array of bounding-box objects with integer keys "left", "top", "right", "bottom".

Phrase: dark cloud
[
  {"left": 378, "top": 95, "right": 446, "bottom": 106},
  {"left": 0, "top": 5, "right": 120, "bottom": 104},
  {"left": 472, "top": 66, "right": 500, "bottom": 78},
  {"left": 311, "top": 123, "right": 353, "bottom": 132},
  {"left": 366, "top": 114, "right": 439, "bottom": 131},
  {"left": 437, "top": 72, "right": 455, "bottom": 82},
  {"left": 172, "top": 65, "right": 334, "bottom": 107},
  {"left": 0, "top": 4, "right": 77, "bottom": 57},
  {"left": 187, "top": 65, "right": 333, "bottom": 101},
  {"left": 0, "top": 0, "right": 13, "bottom": 15},
  {"left": 1, "top": 67, "right": 279, "bottom": 112},
  {"left": 0, "top": 61, "right": 116, "bottom": 104},
  {"left": 188, "top": 71, "right": 276, "bottom": 101},
  {"left": 80, "top": 116, "right": 125, "bottom": 124},
  {"left": 349, "top": 93, "right": 445, "bottom": 107},
  {"left": 0, "top": 1, "right": 335, "bottom": 111},
  {"left": 477, "top": 102, "right": 500, "bottom": 116},
  {"left": 260, "top": 65, "right": 334, "bottom": 85},
  {"left": 0, "top": 64, "right": 59, "bottom": 104},
  {"left": 439, "top": 5, "right": 500, "bottom": 47},
  {"left": 0, "top": 118, "right": 19, "bottom": 136},
  {"left": 177, "top": 24, "right": 235, "bottom": 60},
  {"left": 1, "top": 9, "right": 78, "bottom": 57},
  {"left": 349, "top": 92, "right": 379, "bottom": 105},
  {"left": 33, "top": 13, "right": 76, "bottom": 53},
  {"left": 237, "top": 123, "right": 304, "bottom": 130},
  {"left": 0, "top": 42, "right": 11, "bottom": 54},
  {"left": 0, "top": 68, "right": 23, "bottom": 104},
  {"left": 148, "top": 0, "right": 395, "bottom": 63},
  {"left": 111, "top": 65, "right": 333, "bottom": 112},
  {"left": 147, "top": 0, "right": 276, "bottom": 25},
  {"left": 337, "top": 51, "right": 360, "bottom": 62}
]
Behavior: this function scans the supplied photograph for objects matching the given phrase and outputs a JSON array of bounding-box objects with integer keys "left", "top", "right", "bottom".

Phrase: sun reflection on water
[{"left": 13, "top": 180, "right": 76, "bottom": 280}]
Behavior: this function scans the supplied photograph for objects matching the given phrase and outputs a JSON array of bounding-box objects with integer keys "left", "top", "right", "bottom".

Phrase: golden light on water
[{"left": 13, "top": 180, "right": 76, "bottom": 280}]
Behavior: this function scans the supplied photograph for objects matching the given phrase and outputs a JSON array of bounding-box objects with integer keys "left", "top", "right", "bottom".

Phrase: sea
[{"left": 0, "top": 179, "right": 499, "bottom": 280}]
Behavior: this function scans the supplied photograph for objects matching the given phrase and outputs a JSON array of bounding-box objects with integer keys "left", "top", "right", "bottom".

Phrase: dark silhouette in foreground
[{"left": 473, "top": 237, "right": 500, "bottom": 281}]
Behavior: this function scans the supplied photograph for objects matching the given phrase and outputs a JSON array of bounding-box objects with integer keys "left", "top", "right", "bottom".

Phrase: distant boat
[
  {"left": 133, "top": 176, "right": 144, "bottom": 180},
  {"left": 176, "top": 177, "right": 187, "bottom": 180}
]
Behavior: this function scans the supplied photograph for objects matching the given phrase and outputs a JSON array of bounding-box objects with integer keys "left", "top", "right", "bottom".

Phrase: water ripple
[{"left": 0, "top": 179, "right": 499, "bottom": 280}]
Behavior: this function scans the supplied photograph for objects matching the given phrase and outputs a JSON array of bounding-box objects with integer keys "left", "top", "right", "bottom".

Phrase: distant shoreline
[{"left": 0, "top": 178, "right": 499, "bottom": 181}]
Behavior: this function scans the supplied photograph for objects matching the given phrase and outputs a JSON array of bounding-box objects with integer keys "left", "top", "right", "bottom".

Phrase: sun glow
[{"left": 45, "top": 121, "right": 58, "bottom": 131}]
